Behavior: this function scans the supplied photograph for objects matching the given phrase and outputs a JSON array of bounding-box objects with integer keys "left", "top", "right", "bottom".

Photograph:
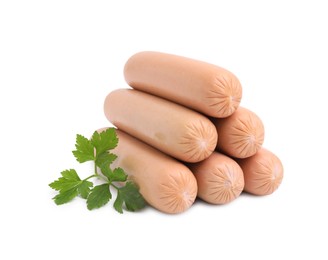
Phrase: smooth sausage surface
[
  {"left": 187, "top": 152, "right": 244, "bottom": 204},
  {"left": 212, "top": 107, "right": 264, "bottom": 158},
  {"left": 237, "top": 148, "right": 283, "bottom": 195},
  {"left": 100, "top": 129, "right": 198, "bottom": 214},
  {"left": 124, "top": 51, "right": 242, "bottom": 118},
  {"left": 104, "top": 89, "right": 218, "bottom": 162}
]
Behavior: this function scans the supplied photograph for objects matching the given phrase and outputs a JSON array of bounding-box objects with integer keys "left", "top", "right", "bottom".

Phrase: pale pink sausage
[
  {"left": 212, "top": 107, "right": 265, "bottom": 158},
  {"left": 104, "top": 89, "right": 218, "bottom": 163},
  {"left": 124, "top": 51, "right": 242, "bottom": 118},
  {"left": 237, "top": 148, "right": 283, "bottom": 195},
  {"left": 187, "top": 152, "right": 244, "bottom": 204},
  {"left": 100, "top": 129, "right": 197, "bottom": 214}
]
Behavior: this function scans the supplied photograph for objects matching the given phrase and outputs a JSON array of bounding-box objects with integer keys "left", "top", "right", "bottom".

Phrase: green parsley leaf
[
  {"left": 61, "top": 169, "right": 80, "bottom": 181},
  {"left": 49, "top": 169, "right": 92, "bottom": 201},
  {"left": 78, "top": 180, "right": 93, "bottom": 199},
  {"left": 99, "top": 167, "right": 127, "bottom": 182},
  {"left": 95, "top": 152, "right": 117, "bottom": 169},
  {"left": 53, "top": 188, "right": 79, "bottom": 205},
  {"left": 114, "top": 182, "right": 146, "bottom": 213},
  {"left": 49, "top": 169, "right": 81, "bottom": 192},
  {"left": 72, "top": 134, "right": 95, "bottom": 163},
  {"left": 49, "top": 178, "right": 79, "bottom": 193},
  {"left": 91, "top": 128, "right": 118, "bottom": 157},
  {"left": 99, "top": 167, "right": 113, "bottom": 181},
  {"left": 87, "top": 184, "right": 111, "bottom": 210},
  {"left": 111, "top": 167, "right": 128, "bottom": 182},
  {"left": 113, "top": 191, "right": 124, "bottom": 213}
]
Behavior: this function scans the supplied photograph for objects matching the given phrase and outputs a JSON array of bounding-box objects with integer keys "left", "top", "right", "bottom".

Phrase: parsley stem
[
  {"left": 84, "top": 174, "right": 97, "bottom": 181},
  {"left": 94, "top": 162, "right": 98, "bottom": 176}
]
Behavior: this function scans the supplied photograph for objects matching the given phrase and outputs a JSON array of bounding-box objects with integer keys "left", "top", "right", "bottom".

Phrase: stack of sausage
[{"left": 102, "top": 51, "right": 283, "bottom": 214}]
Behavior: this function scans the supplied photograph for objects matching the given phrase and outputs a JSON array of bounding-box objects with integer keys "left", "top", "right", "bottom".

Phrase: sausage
[
  {"left": 100, "top": 128, "right": 198, "bottom": 214},
  {"left": 212, "top": 107, "right": 264, "bottom": 158},
  {"left": 104, "top": 89, "right": 218, "bottom": 163},
  {"left": 187, "top": 152, "right": 244, "bottom": 204},
  {"left": 237, "top": 148, "right": 283, "bottom": 195},
  {"left": 124, "top": 51, "right": 242, "bottom": 118}
]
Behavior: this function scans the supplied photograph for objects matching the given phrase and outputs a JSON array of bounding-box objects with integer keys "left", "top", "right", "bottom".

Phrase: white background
[{"left": 1, "top": 0, "right": 327, "bottom": 259}]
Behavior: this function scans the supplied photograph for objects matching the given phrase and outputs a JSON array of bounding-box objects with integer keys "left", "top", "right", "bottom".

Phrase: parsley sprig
[{"left": 49, "top": 128, "right": 146, "bottom": 213}]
